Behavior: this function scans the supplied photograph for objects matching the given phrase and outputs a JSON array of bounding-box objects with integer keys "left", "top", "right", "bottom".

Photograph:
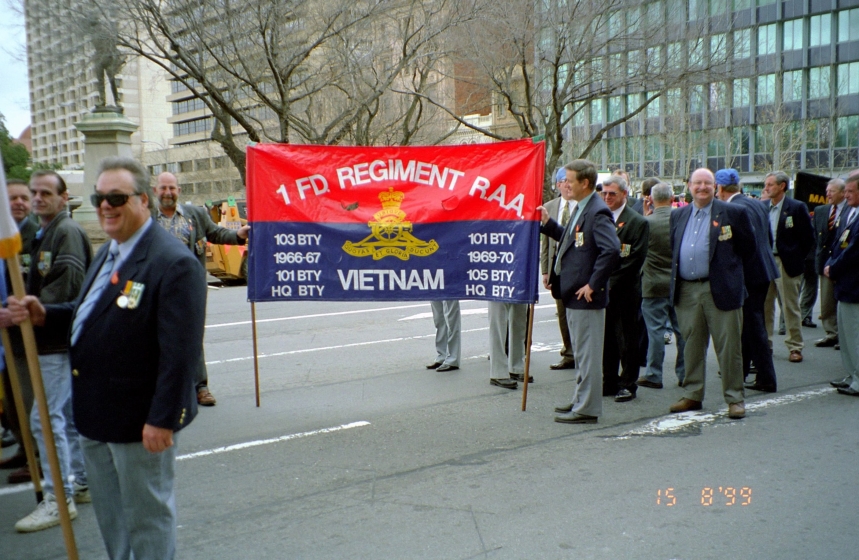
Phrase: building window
[
  {"left": 688, "top": 39, "right": 704, "bottom": 67},
  {"left": 757, "top": 74, "right": 776, "bottom": 105},
  {"left": 807, "top": 119, "right": 831, "bottom": 150},
  {"left": 733, "top": 29, "right": 751, "bottom": 59},
  {"left": 733, "top": 78, "right": 751, "bottom": 107},
  {"left": 645, "top": 1, "right": 664, "bottom": 29},
  {"left": 783, "top": 70, "right": 802, "bottom": 102},
  {"left": 627, "top": 50, "right": 642, "bottom": 78},
  {"left": 838, "top": 62, "right": 859, "bottom": 96},
  {"left": 590, "top": 99, "right": 604, "bottom": 124},
  {"left": 838, "top": 9, "right": 859, "bottom": 43},
  {"left": 688, "top": 0, "right": 706, "bottom": 21},
  {"left": 607, "top": 138, "right": 623, "bottom": 166},
  {"left": 783, "top": 19, "right": 803, "bottom": 52},
  {"left": 608, "top": 96, "right": 624, "bottom": 121},
  {"left": 665, "top": 88, "right": 683, "bottom": 114},
  {"left": 711, "top": 33, "right": 727, "bottom": 61},
  {"left": 173, "top": 117, "right": 213, "bottom": 137},
  {"left": 710, "top": 82, "right": 728, "bottom": 110},
  {"left": 758, "top": 24, "right": 776, "bottom": 56},
  {"left": 809, "top": 14, "right": 831, "bottom": 47},
  {"left": 835, "top": 116, "right": 859, "bottom": 148},
  {"left": 689, "top": 85, "right": 706, "bottom": 113},
  {"left": 809, "top": 67, "right": 831, "bottom": 100},
  {"left": 734, "top": 0, "right": 751, "bottom": 9},
  {"left": 645, "top": 92, "right": 661, "bottom": 118},
  {"left": 709, "top": 0, "right": 728, "bottom": 16}
]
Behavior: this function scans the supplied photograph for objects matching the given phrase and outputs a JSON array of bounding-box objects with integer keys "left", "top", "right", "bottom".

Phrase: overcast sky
[{"left": 0, "top": 3, "right": 31, "bottom": 138}]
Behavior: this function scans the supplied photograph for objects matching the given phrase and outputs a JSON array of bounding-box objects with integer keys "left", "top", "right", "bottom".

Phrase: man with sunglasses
[
  {"left": 14, "top": 170, "right": 92, "bottom": 532},
  {"left": 10, "top": 156, "right": 207, "bottom": 558},
  {"left": 154, "top": 172, "right": 249, "bottom": 407}
]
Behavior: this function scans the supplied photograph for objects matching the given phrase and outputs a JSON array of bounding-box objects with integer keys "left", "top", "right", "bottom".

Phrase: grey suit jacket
[{"left": 179, "top": 203, "right": 245, "bottom": 270}]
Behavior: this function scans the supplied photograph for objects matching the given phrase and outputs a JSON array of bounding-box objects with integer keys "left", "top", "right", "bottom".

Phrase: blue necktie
[{"left": 71, "top": 245, "right": 119, "bottom": 345}]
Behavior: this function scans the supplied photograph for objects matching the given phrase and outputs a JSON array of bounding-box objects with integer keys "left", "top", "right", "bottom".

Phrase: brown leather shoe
[
  {"left": 197, "top": 389, "right": 217, "bottom": 406},
  {"left": 669, "top": 398, "right": 703, "bottom": 413},
  {"left": 550, "top": 359, "right": 576, "bottom": 370},
  {"left": 728, "top": 402, "right": 746, "bottom": 419},
  {"left": 789, "top": 350, "right": 803, "bottom": 363},
  {"left": 8, "top": 465, "right": 37, "bottom": 484}
]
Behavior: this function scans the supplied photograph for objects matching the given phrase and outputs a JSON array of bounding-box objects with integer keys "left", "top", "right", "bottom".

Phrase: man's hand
[
  {"left": 542, "top": 273, "right": 551, "bottom": 290},
  {"left": 237, "top": 225, "right": 251, "bottom": 240},
  {"left": 575, "top": 284, "right": 594, "bottom": 302},
  {"left": 142, "top": 424, "right": 174, "bottom": 453},
  {"left": 824, "top": 265, "right": 830, "bottom": 278},
  {"left": 537, "top": 206, "right": 549, "bottom": 225},
  {"left": 7, "top": 295, "right": 46, "bottom": 326}
]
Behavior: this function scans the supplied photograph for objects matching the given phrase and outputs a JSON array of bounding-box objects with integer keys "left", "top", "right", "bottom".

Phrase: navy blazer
[
  {"left": 670, "top": 199, "right": 757, "bottom": 311},
  {"left": 813, "top": 202, "right": 845, "bottom": 275},
  {"left": 770, "top": 196, "right": 814, "bottom": 278},
  {"left": 609, "top": 205, "right": 649, "bottom": 293},
  {"left": 542, "top": 193, "right": 620, "bottom": 310},
  {"left": 730, "top": 195, "right": 779, "bottom": 285},
  {"left": 826, "top": 208, "right": 859, "bottom": 303},
  {"left": 46, "top": 223, "right": 207, "bottom": 443}
]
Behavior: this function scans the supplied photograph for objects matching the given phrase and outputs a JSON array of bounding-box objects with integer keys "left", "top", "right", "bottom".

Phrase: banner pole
[
  {"left": 1, "top": 327, "right": 43, "bottom": 502},
  {"left": 251, "top": 302, "right": 261, "bottom": 407},
  {"left": 521, "top": 303, "right": 536, "bottom": 411},
  {"left": 6, "top": 256, "right": 78, "bottom": 559}
]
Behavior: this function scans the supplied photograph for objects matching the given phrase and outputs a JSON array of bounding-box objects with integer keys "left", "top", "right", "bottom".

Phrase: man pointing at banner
[{"left": 539, "top": 159, "right": 620, "bottom": 424}]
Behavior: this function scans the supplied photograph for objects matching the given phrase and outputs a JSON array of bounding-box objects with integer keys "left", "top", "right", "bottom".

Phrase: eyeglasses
[
  {"left": 90, "top": 192, "right": 140, "bottom": 207},
  {"left": 602, "top": 191, "right": 621, "bottom": 197}
]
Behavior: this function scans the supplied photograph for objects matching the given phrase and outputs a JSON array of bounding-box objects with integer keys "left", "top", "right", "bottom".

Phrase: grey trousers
[
  {"left": 819, "top": 276, "right": 839, "bottom": 342},
  {"left": 488, "top": 302, "right": 527, "bottom": 379},
  {"left": 837, "top": 302, "right": 859, "bottom": 391},
  {"left": 564, "top": 308, "right": 605, "bottom": 418},
  {"left": 675, "top": 280, "right": 744, "bottom": 405},
  {"left": 430, "top": 300, "right": 461, "bottom": 367}
]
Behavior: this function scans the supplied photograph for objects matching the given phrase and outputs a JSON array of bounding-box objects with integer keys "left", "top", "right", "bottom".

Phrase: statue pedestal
[{"left": 74, "top": 109, "right": 139, "bottom": 245}]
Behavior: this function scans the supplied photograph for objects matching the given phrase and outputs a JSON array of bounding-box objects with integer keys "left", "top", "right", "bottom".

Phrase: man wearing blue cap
[
  {"left": 539, "top": 168, "right": 578, "bottom": 370},
  {"left": 716, "top": 168, "right": 780, "bottom": 392}
]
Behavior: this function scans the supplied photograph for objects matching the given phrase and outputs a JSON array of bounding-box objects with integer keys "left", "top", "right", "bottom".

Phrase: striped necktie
[
  {"left": 71, "top": 245, "right": 119, "bottom": 345},
  {"left": 828, "top": 205, "right": 836, "bottom": 231},
  {"left": 561, "top": 201, "right": 570, "bottom": 226}
]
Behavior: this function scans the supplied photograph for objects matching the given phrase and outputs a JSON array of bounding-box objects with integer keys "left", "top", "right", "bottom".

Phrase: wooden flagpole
[
  {"left": 251, "top": 302, "right": 261, "bottom": 407},
  {"left": 0, "top": 328, "right": 43, "bottom": 502},
  {"left": 6, "top": 256, "right": 78, "bottom": 559},
  {"left": 521, "top": 303, "right": 536, "bottom": 411}
]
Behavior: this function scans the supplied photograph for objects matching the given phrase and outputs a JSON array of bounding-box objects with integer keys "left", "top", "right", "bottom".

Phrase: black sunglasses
[{"left": 90, "top": 192, "right": 141, "bottom": 207}]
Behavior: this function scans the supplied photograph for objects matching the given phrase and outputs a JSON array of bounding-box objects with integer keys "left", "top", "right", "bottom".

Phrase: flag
[
  {"left": 246, "top": 140, "right": 545, "bottom": 303},
  {"left": 0, "top": 153, "right": 23, "bottom": 259}
]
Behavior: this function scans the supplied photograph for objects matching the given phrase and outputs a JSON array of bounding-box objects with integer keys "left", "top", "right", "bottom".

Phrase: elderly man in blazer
[
  {"left": 825, "top": 173, "right": 859, "bottom": 395},
  {"left": 814, "top": 178, "right": 847, "bottom": 348},
  {"left": 716, "top": 168, "right": 780, "bottom": 392},
  {"left": 11, "top": 157, "right": 207, "bottom": 559},
  {"left": 669, "top": 168, "right": 756, "bottom": 419},
  {"left": 155, "top": 171, "right": 249, "bottom": 406},
  {"left": 762, "top": 171, "right": 815, "bottom": 363},
  {"left": 539, "top": 167, "right": 577, "bottom": 370},
  {"left": 539, "top": 159, "right": 620, "bottom": 424},
  {"left": 599, "top": 175, "right": 649, "bottom": 402}
]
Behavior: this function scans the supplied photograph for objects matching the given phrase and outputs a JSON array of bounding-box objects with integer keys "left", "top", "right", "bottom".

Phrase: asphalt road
[{"left": 2, "top": 286, "right": 856, "bottom": 559}]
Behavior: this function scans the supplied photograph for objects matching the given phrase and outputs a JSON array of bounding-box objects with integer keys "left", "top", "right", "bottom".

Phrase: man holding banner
[{"left": 540, "top": 160, "right": 620, "bottom": 424}]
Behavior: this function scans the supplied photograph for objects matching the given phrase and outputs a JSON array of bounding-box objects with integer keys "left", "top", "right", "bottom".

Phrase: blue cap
[
  {"left": 555, "top": 168, "right": 566, "bottom": 182},
  {"left": 715, "top": 168, "right": 740, "bottom": 186}
]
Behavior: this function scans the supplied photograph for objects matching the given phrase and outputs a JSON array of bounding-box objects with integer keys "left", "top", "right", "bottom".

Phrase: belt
[{"left": 682, "top": 277, "right": 709, "bottom": 283}]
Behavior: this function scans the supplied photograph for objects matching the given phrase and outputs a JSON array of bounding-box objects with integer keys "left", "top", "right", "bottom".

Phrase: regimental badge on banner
[
  {"left": 785, "top": 216, "right": 794, "bottom": 228},
  {"left": 37, "top": 251, "right": 51, "bottom": 276},
  {"left": 117, "top": 280, "right": 145, "bottom": 309},
  {"left": 718, "top": 225, "right": 733, "bottom": 241},
  {"left": 342, "top": 188, "right": 439, "bottom": 261},
  {"left": 840, "top": 229, "right": 851, "bottom": 249},
  {"left": 619, "top": 243, "right": 631, "bottom": 257}
]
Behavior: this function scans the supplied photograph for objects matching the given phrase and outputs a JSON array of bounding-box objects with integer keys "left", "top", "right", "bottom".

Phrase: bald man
[{"left": 154, "top": 172, "right": 249, "bottom": 406}]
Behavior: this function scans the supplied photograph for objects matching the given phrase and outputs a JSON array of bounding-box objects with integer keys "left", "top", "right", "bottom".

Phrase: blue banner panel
[{"left": 247, "top": 220, "right": 539, "bottom": 303}]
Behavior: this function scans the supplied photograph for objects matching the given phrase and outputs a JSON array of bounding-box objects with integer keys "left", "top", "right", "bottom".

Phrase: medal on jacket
[
  {"left": 575, "top": 224, "right": 584, "bottom": 247},
  {"left": 718, "top": 225, "right": 733, "bottom": 241},
  {"left": 840, "top": 229, "right": 851, "bottom": 249},
  {"left": 620, "top": 243, "right": 631, "bottom": 257},
  {"left": 37, "top": 251, "right": 52, "bottom": 277},
  {"left": 785, "top": 216, "right": 794, "bottom": 228},
  {"left": 117, "top": 280, "right": 145, "bottom": 309}
]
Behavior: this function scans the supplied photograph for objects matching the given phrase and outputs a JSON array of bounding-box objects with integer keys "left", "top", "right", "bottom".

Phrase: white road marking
[
  {"left": 613, "top": 387, "right": 834, "bottom": 439},
  {"left": 399, "top": 303, "right": 556, "bottom": 322},
  {"left": 206, "top": 304, "right": 429, "bottom": 329},
  {"left": 0, "top": 422, "right": 372, "bottom": 497},
  {"left": 177, "top": 421, "right": 371, "bottom": 460}
]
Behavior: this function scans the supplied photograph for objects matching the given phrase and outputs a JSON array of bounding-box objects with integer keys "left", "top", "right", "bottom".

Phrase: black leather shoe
[
  {"left": 550, "top": 359, "right": 576, "bottom": 370},
  {"left": 835, "top": 344, "right": 840, "bottom": 350},
  {"left": 802, "top": 318, "right": 817, "bottom": 328},
  {"left": 636, "top": 378, "right": 663, "bottom": 389},
  {"left": 490, "top": 378, "right": 517, "bottom": 390},
  {"left": 554, "top": 403, "right": 573, "bottom": 413},
  {"left": 778, "top": 327, "right": 786, "bottom": 335},
  {"left": 744, "top": 381, "right": 777, "bottom": 393},
  {"left": 614, "top": 388, "right": 636, "bottom": 402},
  {"left": 509, "top": 373, "right": 533, "bottom": 383},
  {"left": 436, "top": 364, "right": 459, "bottom": 372},
  {"left": 836, "top": 386, "right": 859, "bottom": 396},
  {"left": 554, "top": 412, "right": 598, "bottom": 424},
  {"left": 831, "top": 378, "right": 851, "bottom": 389},
  {"left": 748, "top": 362, "right": 759, "bottom": 375},
  {"left": 425, "top": 361, "right": 443, "bottom": 370},
  {"left": 815, "top": 338, "right": 838, "bottom": 348}
]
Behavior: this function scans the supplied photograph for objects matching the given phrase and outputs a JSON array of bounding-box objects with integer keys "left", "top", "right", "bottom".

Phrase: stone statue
[{"left": 83, "top": 6, "right": 125, "bottom": 112}]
